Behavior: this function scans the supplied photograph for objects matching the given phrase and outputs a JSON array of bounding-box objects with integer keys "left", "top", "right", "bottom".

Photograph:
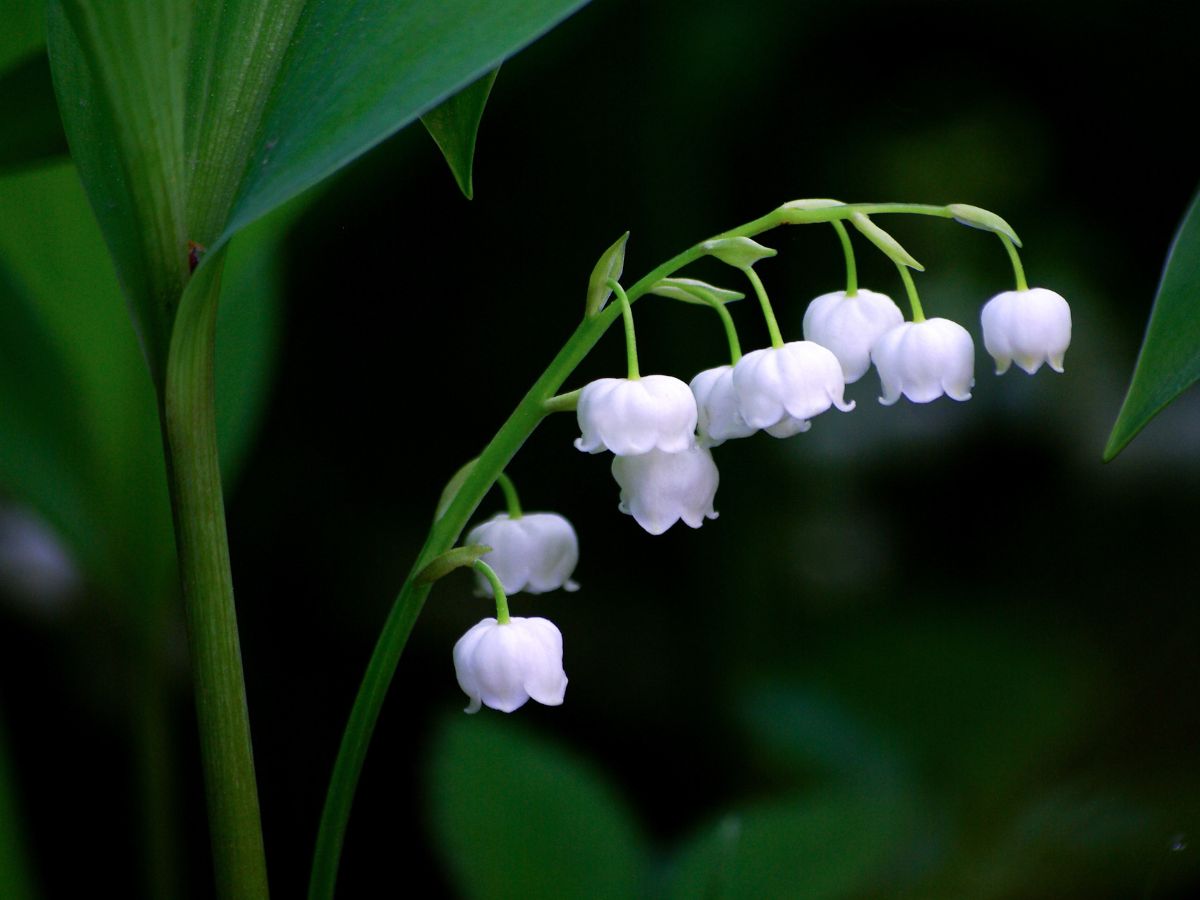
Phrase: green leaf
[
  {"left": 0, "top": 53, "right": 68, "bottom": 172},
  {"left": 0, "top": 0, "right": 44, "bottom": 71},
  {"left": 421, "top": 69, "right": 499, "bottom": 200},
  {"left": 0, "top": 711, "right": 36, "bottom": 900},
  {"left": 1105, "top": 188, "right": 1200, "bottom": 460},
  {"left": 702, "top": 236, "right": 777, "bottom": 269},
  {"left": 585, "top": 230, "right": 629, "bottom": 317},
  {"left": 850, "top": 213, "right": 924, "bottom": 271},
  {"left": 46, "top": 0, "right": 192, "bottom": 383},
  {"left": 946, "top": 203, "right": 1022, "bottom": 246},
  {"left": 221, "top": 0, "right": 591, "bottom": 244},
  {"left": 668, "top": 790, "right": 918, "bottom": 900},
  {"left": 428, "top": 716, "right": 648, "bottom": 900},
  {"left": 0, "top": 161, "right": 173, "bottom": 600},
  {"left": 650, "top": 277, "right": 745, "bottom": 306}
]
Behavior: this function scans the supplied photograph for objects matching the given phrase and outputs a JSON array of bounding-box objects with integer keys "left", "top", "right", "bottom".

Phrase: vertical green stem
[
  {"left": 495, "top": 472, "right": 523, "bottom": 519},
  {"left": 896, "top": 263, "right": 926, "bottom": 322},
  {"left": 163, "top": 253, "right": 269, "bottom": 900},
  {"left": 744, "top": 266, "right": 785, "bottom": 348},
  {"left": 1000, "top": 234, "right": 1028, "bottom": 291},
  {"left": 831, "top": 220, "right": 858, "bottom": 295},
  {"left": 611, "top": 280, "right": 640, "bottom": 379}
]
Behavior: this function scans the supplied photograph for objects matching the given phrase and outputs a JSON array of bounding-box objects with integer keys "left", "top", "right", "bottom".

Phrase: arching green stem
[
  {"left": 1000, "top": 234, "right": 1028, "bottom": 291},
  {"left": 896, "top": 263, "right": 926, "bottom": 322},
  {"left": 610, "top": 280, "right": 640, "bottom": 379},
  {"left": 495, "top": 472, "right": 523, "bottom": 519},
  {"left": 713, "top": 301, "right": 743, "bottom": 364},
  {"left": 744, "top": 266, "right": 784, "bottom": 349},
  {"left": 831, "top": 220, "right": 858, "bottom": 295},
  {"left": 307, "top": 196, "right": 1015, "bottom": 900},
  {"left": 473, "top": 560, "right": 510, "bottom": 624}
]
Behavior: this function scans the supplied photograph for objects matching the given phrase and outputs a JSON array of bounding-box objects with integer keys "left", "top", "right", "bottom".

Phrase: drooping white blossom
[
  {"left": 980, "top": 287, "right": 1072, "bottom": 375},
  {"left": 802, "top": 289, "right": 905, "bottom": 382},
  {"left": 453, "top": 616, "right": 568, "bottom": 714},
  {"left": 690, "top": 365, "right": 756, "bottom": 447},
  {"left": 465, "top": 512, "right": 580, "bottom": 596},
  {"left": 611, "top": 446, "right": 719, "bottom": 535},
  {"left": 732, "top": 341, "right": 854, "bottom": 438},
  {"left": 575, "top": 375, "right": 698, "bottom": 456},
  {"left": 871, "top": 318, "right": 975, "bottom": 405}
]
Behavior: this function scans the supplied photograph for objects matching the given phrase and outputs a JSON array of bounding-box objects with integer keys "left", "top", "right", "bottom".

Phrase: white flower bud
[
  {"left": 980, "top": 287, "right": 1072, "bottom": 375},
  {"left": 453, "top": 616, "right": 568, "bottom": 714},
  {"left": 731, "top": 341, "right": 854, "bottom": 438},
  {"left": 871, "top": 318, "right": 975, "bottom": 405},
  {"left": 465, "top": 512, "right": 580, "bottom": 596},
  {"left": 690, "top": 365, "right": 756, "bottom": 448},
  {"left": 575, "top": 375, "right": 698, "bottom": 456},
  {"left": 802, "top": 289, "right": 905, "bottom": 383},
  {"left": 611, "top": 446, "right": 719, "bottom": 535}
]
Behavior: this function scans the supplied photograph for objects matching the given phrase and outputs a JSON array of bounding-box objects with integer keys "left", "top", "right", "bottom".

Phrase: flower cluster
[{"left": 446, "top": 203, "right": 1073, "bottom": 715}]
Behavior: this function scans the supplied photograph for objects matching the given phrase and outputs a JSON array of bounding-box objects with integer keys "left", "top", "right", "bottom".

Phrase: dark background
[{"left": 4, "top": 0, "right": 1200, "bottom": 897}]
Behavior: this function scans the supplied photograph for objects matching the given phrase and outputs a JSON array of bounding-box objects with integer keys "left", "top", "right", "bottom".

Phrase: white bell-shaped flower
[
  {"left": 690, "top": 365, "right": 756, "bottom": 447},
  {"left": 732, "top": 341, "right": 854, "bottom": 438},
  {"left": 611, "top": 446, "right": 719, "bottom": 535},
  {"left": 802, "top": 289, "right": 905, "bottom": 383},
  {"left": 453, "top": 616, "right": 568, "bottom": 714},
  {"left": 980, "top": 287, "right": 1072, "bottom": 375},
  {"left": 871, "top": 318, "right": 975, "bottom": 405},
  {"left": 575, "top": 375, "right": 697, "bottom": 456},
  {"left": 465, "top": 512, "right": 580, "bottom": 596}
]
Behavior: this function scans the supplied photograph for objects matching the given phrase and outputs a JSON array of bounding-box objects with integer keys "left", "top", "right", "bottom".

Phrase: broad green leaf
[
  {"left": 668, "top": 790, "right": 917, "bottom": 900},
  {"left": 222, "top": 0, "right": 591, "bottom": 244},
  {"left": 650, "top": 277, "right": 745, "bottom": 306},
  {"left": 46, "top": 0, "right": 191, "bottom": 383},
  {"left": 850, "top": 212, "right": 924, "bottom": 271},
  {"left": 0, "top": 0, "right": 44, "bottom": 71},
  {"left": 421, "top": 70, "right": 499, "bottom": 200},
  {"left": 585, "top": 231, "right": 629, "bottom": 317},
  {"left": 428, "top": 716, "right": 648, "bottom": 900},
  {"left": 1105, "top": 189, "right": 1200, "bottom": 460},
  {"left": 702, "top": 236, "right": 777, "bottom": 269},
  {"left": 0, "top": 53, "right": 68, "bottom": 172}
]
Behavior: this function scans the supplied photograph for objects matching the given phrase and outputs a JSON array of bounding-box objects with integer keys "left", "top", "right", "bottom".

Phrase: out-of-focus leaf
[
  {"left": 0, "top": 259, "right": 93, "bottom": 569},
  {"left": 45, "top": 0, "right": 191, "bottom": 383},
  {"left": 0, "top": 711, "right": 36, "bottom": 900},
  {"left": 0, "top": 53, "right": 68, "bottom": 172},
  {"left": 668, "top": 790, "right": 918, "bottom": 900},
  {"left": 0, "top": 161, "right": 172, "bottom": 600},
  {"left": 0, "top": 1, "right": 44, "bottom": 70},
  {"left": 428, "top": 715, "right": 648, "bottom": 900},
  {"left": 585, "top": 231, "right": 629, "bottom": 317},
  {"left": 1105, "top": 188, "right": 1200, "bottom": 460},
  {"left": 221, "top": 0, "right": 591, "bottom": 245},
  {"left": 421, "top": 70, "right": 499, "bottom": 200}
]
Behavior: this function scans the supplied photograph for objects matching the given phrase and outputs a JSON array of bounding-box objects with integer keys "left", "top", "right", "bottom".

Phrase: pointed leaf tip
[
  {"left": 702, "top": 236, "right": 777, "bottom": 269},
  {"left": 946, "top": 203, "right": 1022, "bottom": 247},
  {"left": 850, "top": 213, "right": 924, "bottom": 271},
  {"left": 421, "top": 69, "right": 500, "bottom": 200},
  {"left": 1105, "top": 187, "right": 1200, "bottom": 460}
]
